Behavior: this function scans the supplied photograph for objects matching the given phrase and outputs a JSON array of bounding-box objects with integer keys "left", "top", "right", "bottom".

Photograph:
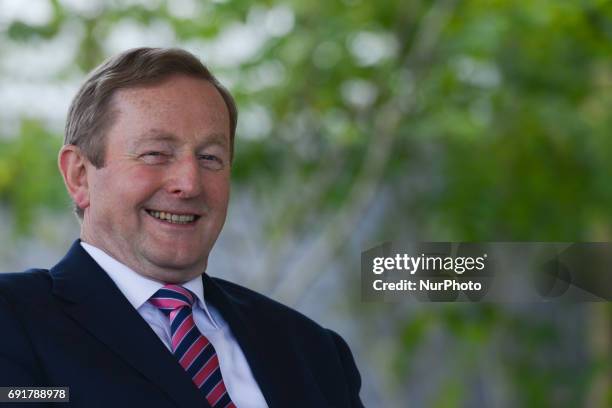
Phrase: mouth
[{"left": 145, "top": 209, "right": 201, "bottom": 225}]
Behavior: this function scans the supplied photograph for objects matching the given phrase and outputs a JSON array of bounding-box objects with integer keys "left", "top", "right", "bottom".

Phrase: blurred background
[{"left": 0, "top": 0, "right": 611, "bottom": 406}]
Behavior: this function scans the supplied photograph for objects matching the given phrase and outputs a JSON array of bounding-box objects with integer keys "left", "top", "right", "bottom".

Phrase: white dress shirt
[{"left": 81, "top": 242, "right": 268, "bottom": 408}]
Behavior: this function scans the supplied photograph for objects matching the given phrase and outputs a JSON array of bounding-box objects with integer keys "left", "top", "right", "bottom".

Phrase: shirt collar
[{"left": 80, "top": 241, "right": 219, "bottom": 327}]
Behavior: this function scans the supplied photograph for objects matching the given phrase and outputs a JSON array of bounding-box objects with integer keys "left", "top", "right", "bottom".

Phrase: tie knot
[{"left": 149, "top": 284, "right": 196, "bottom": 315}]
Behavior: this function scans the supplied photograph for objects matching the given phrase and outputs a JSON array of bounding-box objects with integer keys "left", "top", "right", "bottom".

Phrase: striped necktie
[{"left": 149, "top": 284, "right": 235, "bottom": 408}]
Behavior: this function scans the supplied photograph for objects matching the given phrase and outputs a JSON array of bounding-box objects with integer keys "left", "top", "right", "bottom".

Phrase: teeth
[{"left": 148, "top": 210, "right": 196, "bottom": 224}]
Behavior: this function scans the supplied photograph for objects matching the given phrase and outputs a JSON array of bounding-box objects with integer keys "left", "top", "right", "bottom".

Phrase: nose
[{"left": 165, "top": 155, "right": 203, "bottom": 198}]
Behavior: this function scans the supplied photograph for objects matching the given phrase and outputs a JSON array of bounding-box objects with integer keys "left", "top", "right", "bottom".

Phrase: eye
[
  {"left": 198, "top": 154, "right": 224, "bottom": 170},
  {"left": 140, "top": 151, "right": 170, "bottom": 165}
]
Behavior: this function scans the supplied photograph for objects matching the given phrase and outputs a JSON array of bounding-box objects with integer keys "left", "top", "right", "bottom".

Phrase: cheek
[
  {"left": 92, "top": 167, "right": 161, "bottom": 212},
  {"left": 123, "top": 170, "right": 161, "bottom": 197},
  {"left": 204, "top": 173, "right": 230, "bottom": 207}
]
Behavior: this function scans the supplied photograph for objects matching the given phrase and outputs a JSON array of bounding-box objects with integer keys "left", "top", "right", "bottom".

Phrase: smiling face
[{"left": 79, "top": 75, "right": 231, "bottom": 283}]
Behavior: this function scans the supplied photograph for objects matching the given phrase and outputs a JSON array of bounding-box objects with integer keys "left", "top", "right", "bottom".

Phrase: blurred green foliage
[
  {"left": 1, "top": 0, "right": 610, "bottom": 406},
  {"left": 2, "top": 0, "right": 612, "bottom": 240},
  {"left": 0, "top": 121, "right": 66, "bottom": 233}
]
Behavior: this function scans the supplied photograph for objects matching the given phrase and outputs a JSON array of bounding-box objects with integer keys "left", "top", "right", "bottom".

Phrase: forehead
[
  {"left": 109, "top": 75, "right": 230, "bottom": 143},
  {"left": 129, "top": 128, "right": 229, "bottom": 150}
]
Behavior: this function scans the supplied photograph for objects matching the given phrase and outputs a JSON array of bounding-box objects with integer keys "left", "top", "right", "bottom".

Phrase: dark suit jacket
[{"left": 0, "top": 241, "right": 363, "bottom": 407}]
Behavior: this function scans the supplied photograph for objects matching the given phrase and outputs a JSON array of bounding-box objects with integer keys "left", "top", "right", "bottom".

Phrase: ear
[{"left": 58, "top": 145, "right": 91, "bottom": 212}]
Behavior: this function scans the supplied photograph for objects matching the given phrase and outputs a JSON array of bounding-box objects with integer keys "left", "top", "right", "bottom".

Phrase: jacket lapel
[{"left": 50, "top": 241, "right": 209, "bottom": 408}]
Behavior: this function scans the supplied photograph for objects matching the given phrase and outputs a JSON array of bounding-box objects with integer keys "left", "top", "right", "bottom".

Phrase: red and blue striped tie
[{"left": 149, "top": 284, "right": 236, "bottom": 408}]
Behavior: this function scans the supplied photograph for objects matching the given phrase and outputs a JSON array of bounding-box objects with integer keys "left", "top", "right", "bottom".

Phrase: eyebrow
[{"left": 131, "top": 129, "right": 229, "bottom": 149}]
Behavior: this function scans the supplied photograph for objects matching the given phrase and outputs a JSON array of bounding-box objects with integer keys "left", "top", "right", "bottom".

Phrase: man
[{"left": 0, "top": 48, "right": 363, "bottom": 407}]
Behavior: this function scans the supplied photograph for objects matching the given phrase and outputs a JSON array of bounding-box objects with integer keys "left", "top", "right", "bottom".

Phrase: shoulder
[
  {"left": 210, "top": 276, "right": 330, "bottom": 334},
  {"left": 210, "top": 277, "right": 364, "bottom": 406},
  {"left": 0, "top": 270, "right": 51, "bottom": 385},
  {"left": 0, "top": 269, "right": 53, "bottom": 305}
]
